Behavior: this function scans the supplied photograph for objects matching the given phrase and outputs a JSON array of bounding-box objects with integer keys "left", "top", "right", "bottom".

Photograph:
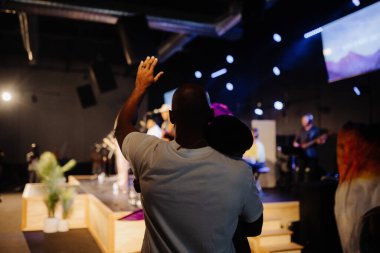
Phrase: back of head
[
  {"left": 206, "top": 115, "right": 253, "bottom": 157},
  {"left": 146, "top": 113, "right": 160, "bottom": 125},
  {"left": 337, "top": 122, "right": 380, "bottom": 183},
  {"left": 171, "top": 83, "right": 212, "bottom": 127},
  {"left": 146, "top": 113, "right": 161, "bottom": 129}
]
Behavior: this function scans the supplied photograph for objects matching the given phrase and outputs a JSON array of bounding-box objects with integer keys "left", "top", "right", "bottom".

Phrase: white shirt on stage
[
  {"left": 243, "top": 139, "right": 266, "bottom": 164},
  {"left": 146, "top": 124, "right": 162, "bottom": 139},
  {"left": 122, "top": 132, "right": 263, "bottom": 253}
]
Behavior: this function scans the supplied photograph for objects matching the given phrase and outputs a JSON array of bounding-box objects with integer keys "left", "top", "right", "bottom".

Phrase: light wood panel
[
  {"left": 23, "top": 180, "right": 301, "bottom": 253},
  {"left": 87, "top": 194, "right": 113, "bottom": 253},
  {"left": 21, "top": 183, "right": 87, "bottom": 231},
  {"left": 114, "top": 219, "right": 144, "bottom": 253},
  {"left": 263, "top": 201, "right": 299, "bottom": 228}
]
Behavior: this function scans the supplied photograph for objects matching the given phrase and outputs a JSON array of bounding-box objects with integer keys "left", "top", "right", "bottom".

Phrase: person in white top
[
  {"left": 243, "top": 128, "right": 266, "bottom": 165},
  {"left": 146, "top": 114, "right": 163, "bottom": 139},
  {"left": 115, "top": 56, "right": 263, "bottom": 253},
  {"left": 158, "top": 103, "right": 175, "bottom": 141}
]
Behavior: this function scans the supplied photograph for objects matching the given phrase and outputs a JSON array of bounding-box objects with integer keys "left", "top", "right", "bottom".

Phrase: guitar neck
[
  {"left": 301, "top": 133, "right": 328, "bottom": 149},
  {"left": 301, "top": 139, "right": 318, "bottom": 149}
]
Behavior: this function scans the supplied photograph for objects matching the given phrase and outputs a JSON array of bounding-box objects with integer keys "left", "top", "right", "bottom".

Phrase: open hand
[{"left": 135, "top": 56, "right": 164, "bottom": 91}]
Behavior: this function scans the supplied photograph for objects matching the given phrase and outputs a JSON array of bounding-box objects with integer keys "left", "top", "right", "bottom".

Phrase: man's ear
[{"left": 169, "top": 110, "right": 175, "bottom": 124}]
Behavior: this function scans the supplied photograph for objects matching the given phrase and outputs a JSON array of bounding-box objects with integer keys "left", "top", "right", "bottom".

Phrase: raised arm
[{"left": 114, "top": 56, "right": 164, "bottom": 148}]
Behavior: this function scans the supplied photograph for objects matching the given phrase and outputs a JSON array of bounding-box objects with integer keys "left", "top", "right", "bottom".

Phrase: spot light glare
[
  {"left": 273, "top": 66, "right": 281, "bottom": 76},
  {"left": 254, "top": 108, "right": 263, "bottom": 116},
  {"left": 274, "top": 101, "right": 284, "bottom": 110},
  {"left": 273, "top": 33, "right": 282, "bottom": 42},
  {"left": 304, "top": 27, "right": 323, "bottom": 39},
  {"left": 1, "top": 91, "right": 12, "bottom": 102},
  {"left": 194, "top": 71, "right": 202, "bottom": 79},
  {"left": 353, "top": 86, "right": 361, "bottom": 96},
  {"left": 226, "top": 82, "right": 234, "bottom": 91},
  {"left": 226, "top": 55, "right": 234, "bottom": 64},
  {"left": 352, "top": 0, "right": 360, "bottom": 7},
  {"left": 211, "top": 68, "right": 227, "bottom": 79}
]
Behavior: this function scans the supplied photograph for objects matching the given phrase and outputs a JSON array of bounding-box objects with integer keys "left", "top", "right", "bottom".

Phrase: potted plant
[
  {"left": 36, "top": 152, "right": 76, "bottom": 233},
  {"left": 58, "top": 187, "right": 76, "bottom": 232}
]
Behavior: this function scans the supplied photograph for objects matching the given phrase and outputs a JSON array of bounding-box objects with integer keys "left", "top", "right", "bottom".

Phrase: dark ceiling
[
  {"left": 1, "top": 0, "right": 377, "bottom": 65},
  {"left": 1, "top": 0, "right": 378, "bottom": 61},
  {"left": 1, "top": 0, "right": 379, "bottom": 114}
]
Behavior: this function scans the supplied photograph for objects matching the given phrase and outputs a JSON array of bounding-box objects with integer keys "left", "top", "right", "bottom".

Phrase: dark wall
[
  {"left": 248, "top": 76, "right": 380, "bottom": 136},
  {"left": 0, "top": 62, "right": 147, "bottom": 163}
]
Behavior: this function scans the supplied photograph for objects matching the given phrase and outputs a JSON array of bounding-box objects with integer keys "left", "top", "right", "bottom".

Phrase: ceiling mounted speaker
[
  {"left": 76, "top": 84, "right": 97, "bottom": 108},
  {"left": 89, "top": 60, "right": 117, "bottom": 93},
  {"left": 117, "top": 15, "right": 157, "bottom": 65}
]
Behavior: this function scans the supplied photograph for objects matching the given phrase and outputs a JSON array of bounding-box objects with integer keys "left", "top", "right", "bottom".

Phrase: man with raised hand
[{"left": 115, "top": 56, "right": 263, "bottom": 253}]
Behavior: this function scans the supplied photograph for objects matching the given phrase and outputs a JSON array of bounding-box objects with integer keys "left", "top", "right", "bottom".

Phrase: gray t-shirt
[{"left": 122, "top": 132, "right": 263, "bottom": 253}]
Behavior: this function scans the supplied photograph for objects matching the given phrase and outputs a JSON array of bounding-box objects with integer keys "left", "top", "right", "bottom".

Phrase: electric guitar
[{"left": 300, "top": 132, "right": 329, "bottom": 149}]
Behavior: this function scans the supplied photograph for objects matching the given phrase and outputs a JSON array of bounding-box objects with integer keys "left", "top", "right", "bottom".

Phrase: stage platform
[{"left": 22, "top": 175, "right": 302, "bottom": 253}]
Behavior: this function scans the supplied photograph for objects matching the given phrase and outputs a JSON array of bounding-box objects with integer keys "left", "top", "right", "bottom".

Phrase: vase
[
  {"left": 43, "top": 217, "right": 59, "bottom": 233},
  {"left": 58, "top": 219, "right": 69, "bottom": 232}
]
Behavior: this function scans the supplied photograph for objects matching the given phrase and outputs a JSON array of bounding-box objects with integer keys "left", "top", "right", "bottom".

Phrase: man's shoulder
[
  {"left": 211, "top": 151, "right": 251, "bottom": 170},
  {"left": 126, "top": 131, "right": 160, "bottom": 141},
  {"left": 123, "top": 131, "right": 165, "bottom": 150},
  {"left": 124, "top": 131, "right": 146, "bottom": 143}
]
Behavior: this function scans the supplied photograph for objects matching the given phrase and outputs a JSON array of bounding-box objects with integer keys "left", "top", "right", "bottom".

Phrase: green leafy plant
[
  {"left": 36, "top": 152, "right": 76, "bottom": 218},
  {"left": 61, "top": 187, "right": 76, "bottom": 219}
]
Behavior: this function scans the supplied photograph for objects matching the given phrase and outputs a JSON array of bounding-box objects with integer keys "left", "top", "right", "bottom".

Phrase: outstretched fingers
[
  {"left": 138, "top": 60, "right": 144, "bottom": 71},
  {"left": 136, "top": 56, "right": 163, "bottom": 84},
  {"left": 154, "top": 71, "right": 164, "bottom": 82},
  {"left": 146, "top": 56, "right": 156, "bottom": 71}
]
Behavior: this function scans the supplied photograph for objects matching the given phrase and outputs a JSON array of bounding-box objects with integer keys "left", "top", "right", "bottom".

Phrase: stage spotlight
[
  {"left": 353, "top": 86, "right": 361, "bottom": 96},
  {"left": 273, "top": 33, "right": 282, "bottom": 42},
  {"left": 211, "top": 68, "right": 227, "bottom": 78},
  {"left": 226, "top": 55, "right": 234, "bottom": 64},
  {"left": 304, "top": 27, "right": 323, "bottom": 39},
  {"left": 273, "top": 66, "right": 281, "bottom": 76},
  {"left": 194, "top": 71, "right": 202, "bottom": 79},
  {"left": 226, "top": 82, "right": 234, "bottom": 91},
  {"left": 254, "top": 108, "right": 263, "bottom": 116},
  {"left": 352, "top": 0, "right": 360, "bottom": 6},
  {"left": 1, "top": 91, "right": 12, "bottom": 102},
  {"left": 274, "top": 101, "right": 284, "bottom": 110}
]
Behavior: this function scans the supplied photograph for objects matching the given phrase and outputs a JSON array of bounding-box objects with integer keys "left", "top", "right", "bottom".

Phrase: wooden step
[
  {"left": 262, "top": 242, "right": 303, "bottom": 253},
  {"left": 258, "top": 229, "right": 293, "bottom": 246},
  {"left": 263, "top": 201, "right": 299, "bottom": 230},
  {"left": 262, "top": 218, "right": 282, "bottom": 231},
  {"left": 247, "top": 229, "right": 293, "bottom": 250}
]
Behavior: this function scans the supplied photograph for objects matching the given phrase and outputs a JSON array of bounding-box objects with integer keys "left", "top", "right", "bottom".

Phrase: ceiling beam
[{"left": 1, "top": 0, "right": 242, "bottom": 37}]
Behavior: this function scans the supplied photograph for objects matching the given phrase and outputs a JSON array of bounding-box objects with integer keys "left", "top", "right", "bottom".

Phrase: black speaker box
[
  {"left": 76, "top": 84, "right": 97, "bottom": 108},
  {"left": 89, "top": 60, "right": 117, "bottom": 93},
  {"left": 118, "top": 15, "right": 156, "bottom": 65}
]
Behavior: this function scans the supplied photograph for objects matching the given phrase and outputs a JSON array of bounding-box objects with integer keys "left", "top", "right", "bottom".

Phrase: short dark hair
[
  {"left": 146, "top": 113, "right": 161, "bottom": 125},
  {"left": 171, "top": 83, "right": 211, "bottom": 125}
]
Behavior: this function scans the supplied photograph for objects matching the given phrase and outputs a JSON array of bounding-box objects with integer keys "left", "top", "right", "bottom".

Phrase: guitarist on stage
[{"left": 293, "top": 113, "right": 327, "bottom": 182}]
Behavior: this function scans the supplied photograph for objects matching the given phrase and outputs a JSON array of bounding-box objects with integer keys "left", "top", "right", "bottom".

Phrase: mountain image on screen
[
  {"left": 322, "top": 1, "right": 380, "bottom": 82},
  {"left": 325, "top": 50, "right": 380, "bottom": 82}
]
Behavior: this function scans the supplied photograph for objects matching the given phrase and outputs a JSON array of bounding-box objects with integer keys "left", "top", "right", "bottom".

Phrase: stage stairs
[{"left": 248, "top": 202, "right": 303, "bottom": 253}]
